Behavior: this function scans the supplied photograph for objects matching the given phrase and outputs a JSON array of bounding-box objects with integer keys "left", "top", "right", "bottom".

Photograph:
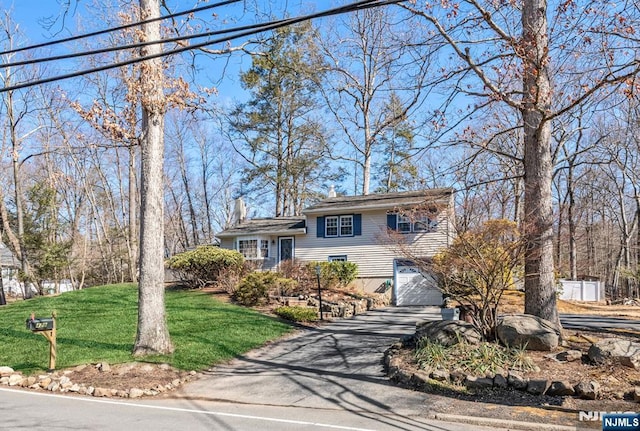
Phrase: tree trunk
[
  {"left": 133, "top": 0, "right": 173, "bottom": 356},
  {"left": 521, "top": 0, "right": 559, "bottom": 325},
  {"left": 128, "top": 143, "right": 138, "bottom": 282}
]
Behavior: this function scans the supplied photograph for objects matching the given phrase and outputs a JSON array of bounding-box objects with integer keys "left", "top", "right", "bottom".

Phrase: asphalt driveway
[{"left": 172, "top": 306, "right": 441, "bottom": 416}]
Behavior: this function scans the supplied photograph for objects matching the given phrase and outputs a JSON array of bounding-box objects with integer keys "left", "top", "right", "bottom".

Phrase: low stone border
[
  {"left": 383, "top": 342, "right": 640, "bottom": 403},
  {"left": 0, "top": 364, "right": 198, "bottom": 398}
]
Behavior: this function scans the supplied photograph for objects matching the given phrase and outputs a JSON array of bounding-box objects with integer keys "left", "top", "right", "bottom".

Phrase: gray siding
[{"left": 295, "top": 208, "right": 453, "bottom": 279}]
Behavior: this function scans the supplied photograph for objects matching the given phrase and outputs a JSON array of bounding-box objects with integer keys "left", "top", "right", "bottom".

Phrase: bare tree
[
  {"left": 404, "top": 0, "right": 640, "bottom": 324},
  {"left": 319, "top": 7, "right": 433, "bottom": 195}
]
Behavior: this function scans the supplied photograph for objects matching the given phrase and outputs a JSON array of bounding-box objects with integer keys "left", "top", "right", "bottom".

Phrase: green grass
[{"left": 0, "top": 283, "right": 294, "bottom": 374}]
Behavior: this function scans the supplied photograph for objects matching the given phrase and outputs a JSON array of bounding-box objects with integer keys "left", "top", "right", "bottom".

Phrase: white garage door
[{"left": 393, "top": 260, "right": 443, "bottom": 306}]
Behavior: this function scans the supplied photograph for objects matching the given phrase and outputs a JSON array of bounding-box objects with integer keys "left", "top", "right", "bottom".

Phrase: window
[
  {"left": 340, "top": 215, "right": 353, "bottom": 236},
  {"left": 317, "top": 214, "right": 361, "bottom": 238},
  {"left": 238, "top": 239, "right": 258, "bottom": 259},
  {"left": 260, "top": 240, "right": 270, "bottom": 258},
  {"left": 389, "top": 213, "right": 438, "bottom": 233},
  {"left": 413, "top": 214, "right": 438, "bottom": 232},
  {"left": 328, "top": 255, "right": 347, "bottom": 262},
  {"left": 397, "top": 215, "right": 411, "bottom": 233},
  {"left": 237, "top": 238, "right": 270, "bottom": 259},
  {"left": 325, "top": 216, "right": 338, "bottom": 237}
]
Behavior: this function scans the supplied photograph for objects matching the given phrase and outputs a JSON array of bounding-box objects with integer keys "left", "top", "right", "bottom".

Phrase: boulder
[
  {"left": 496, "top": 314, "right": 560, "bottom": 351},
  {"left": 587, "top": 338, "right": 640, "bottom": 369},
  {"left": 415, "top": 320, "right": 482, "bottom": 347}
]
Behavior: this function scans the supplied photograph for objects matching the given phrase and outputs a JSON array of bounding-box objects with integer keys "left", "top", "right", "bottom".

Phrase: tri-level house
[{"left": 217, "top": 188, "right": 455, "bottom": 306}]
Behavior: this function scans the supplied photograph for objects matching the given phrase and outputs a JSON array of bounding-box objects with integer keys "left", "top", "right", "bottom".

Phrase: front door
[{"left": 279, "top": 237, "right": 294, "bottom": 263}]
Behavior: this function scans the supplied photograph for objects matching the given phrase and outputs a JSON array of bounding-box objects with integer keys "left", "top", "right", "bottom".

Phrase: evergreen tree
[{"left": 230, "top": 23, "right": 337, "bottom": 216}]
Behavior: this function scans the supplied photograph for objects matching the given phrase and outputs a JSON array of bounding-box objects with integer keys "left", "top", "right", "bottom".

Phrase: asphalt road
[{"left": 560, "top": 314, "right": 640, "bottom": 334}]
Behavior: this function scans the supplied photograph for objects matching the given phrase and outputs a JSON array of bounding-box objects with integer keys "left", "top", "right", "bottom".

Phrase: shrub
[
  {"left": 431, "top": 219, "right": 524, "bottom": 340},
  {"left": 308, "top": 261, "right": 358, "bottom": 289},
  {"left": 274, "top": 306, "right": 318, "bottom": 322},
  {"left": 233, "top": 272, "right": 298, "bottom": 306},
  {"left": 277, "top": 259, "right": 315, "bottom": 294},
  {"left": 166, "top": 246, "right": 244, "bottom": 289}
]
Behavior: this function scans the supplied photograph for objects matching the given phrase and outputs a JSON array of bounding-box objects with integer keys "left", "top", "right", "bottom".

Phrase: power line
[
  {"left": 0, "top": 0, "right": 242, "bottom": 56},
  {"left": 0, "top": 0, "right": 402, "bottom": 93},
  {"left": 0, "top": 17, "right": 291, "bottom": 69}
]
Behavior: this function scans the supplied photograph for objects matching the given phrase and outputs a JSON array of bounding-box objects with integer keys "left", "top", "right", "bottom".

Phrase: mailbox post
[{"left": 26, "top": 311, "right": 57, "bottom": 371}]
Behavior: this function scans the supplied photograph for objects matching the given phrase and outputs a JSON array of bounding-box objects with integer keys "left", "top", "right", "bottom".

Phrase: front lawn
[{"left": 0, "top": 284, "right": 294, "bottom": 374}]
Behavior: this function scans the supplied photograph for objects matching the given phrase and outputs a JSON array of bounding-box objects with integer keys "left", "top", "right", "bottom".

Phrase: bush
[
  {"left": 308, "top": 261, "right": 358, "bottom": 289},
  {"left": 166, "top": 246, "right": 244, "bottom": 289},
  {"left": 233, "top": 272, "right": 298, "bottom": 306},
  {"left": 431, "top": 219, "right": 523, "bottom": 340},
  {"left": 274, "top": 306, "right": 318, "bottom": 322},
  {"left": 277, "top": 260, "right": 315, "bottom": 294}
]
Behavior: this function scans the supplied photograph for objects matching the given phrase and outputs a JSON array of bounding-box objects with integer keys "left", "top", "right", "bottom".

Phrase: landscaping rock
[
  {"left": 493, "top": 374, "right": 508, "bottom": 388},
  {"left": 496, "top": 314, "right": 560, "bottom": 351},
  {"left": 93, "top": 387, "right": 111, "bottom": 397},
  {"left": 588, "top": 338, "right": 640, "bottom": 369},
  {"left": 430, "top": 369, "right": 450, "bottom": 382},
  {"left": 129, "top": 388, "right": 144, "bottom": 398},
  {"left": 8, "top": 374, "right": 23, "bottom": 386},
  {"left": 556, "top": 350, "right": 583, "bottom": 362},
  {"left": 546, "top": 381, "right": 575, "bottom": 396},
  {"left": 415, "top": 320, "right": 482, "bottom": 347},
  {"left": 97, "top": 362, "right": 111, "bottom": 372},
  {"left": 507, "top": 371, "right": 528, "bottom": 390},
  {"left": 450, "top": 369, "right": 466, "bottom": 384},
  {"left": 465, "top": 376, "right": 493, "bottom": 390},
  {"left": 409, "top": 370, "right": 430, "bottom": 388},
  {"left": 0, "top": 366, "right": 14, "bottom": 376},
  {"left": 633, "top": 387, "right": 640, "bottom": 402},
  {"left": 526, "top": 379, "right": 550, "bottom": 395},
  {"left": 574, "top": 380, "right": 600, "bottom": 400}
]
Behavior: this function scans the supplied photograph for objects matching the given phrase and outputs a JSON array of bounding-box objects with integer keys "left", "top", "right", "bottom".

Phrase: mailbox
[{"left": 26, "top": 317, "right": 55, "bottom": 332}]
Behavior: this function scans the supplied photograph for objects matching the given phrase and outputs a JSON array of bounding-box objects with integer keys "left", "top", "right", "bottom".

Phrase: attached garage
[{"left": 393, "top": 259, "right": 443, "bottom": 306}]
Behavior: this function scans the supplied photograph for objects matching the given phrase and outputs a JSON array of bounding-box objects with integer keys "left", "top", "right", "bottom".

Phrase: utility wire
[
  {"left": 0, "top": 0, "right": 242, "bottom": 56},
  {"left": 0, "top": 17, "right": 291, "bottom": 69},
  {"left": 0, "top": 0, "right": 402, "bottom": 93}
]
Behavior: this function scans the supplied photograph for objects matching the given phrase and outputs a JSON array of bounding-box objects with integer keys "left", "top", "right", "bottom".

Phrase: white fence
[{"left": 558, "top": 280, "right": 604, "bottom": 302}]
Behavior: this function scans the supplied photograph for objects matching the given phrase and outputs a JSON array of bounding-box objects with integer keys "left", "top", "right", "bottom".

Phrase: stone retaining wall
[
  {"left": 0, "top": 364, "right": 197, "bottom": 398},
  {"left": 383, "top": 342, "right": 640, "bottom": 403}
]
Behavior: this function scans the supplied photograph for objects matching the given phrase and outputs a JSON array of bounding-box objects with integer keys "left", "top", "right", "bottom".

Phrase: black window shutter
[
  {"left": 353, "top": 214, "right": 362, "bottom": 236},
  {"left": 316, "top": 216, "right": 325, "bottom": 237},
  {"left": 387, "top": 213, "right": 397, "bottom": 230}
]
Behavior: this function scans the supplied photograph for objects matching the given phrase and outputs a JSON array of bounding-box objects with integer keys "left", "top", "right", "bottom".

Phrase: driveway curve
[{"left": 172, "top": 306, "right": 441, "bottom": 416}]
